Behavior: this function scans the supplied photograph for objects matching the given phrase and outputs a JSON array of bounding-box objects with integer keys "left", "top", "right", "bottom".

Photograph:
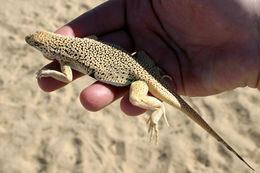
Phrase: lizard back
[{"left": 25, "top": 31, "right": 141, "bottom": 86}]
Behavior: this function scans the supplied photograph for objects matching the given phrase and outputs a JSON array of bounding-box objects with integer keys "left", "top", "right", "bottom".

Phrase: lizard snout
[{"left": 25, "top": 34, "right": 34, "bottom": 45}]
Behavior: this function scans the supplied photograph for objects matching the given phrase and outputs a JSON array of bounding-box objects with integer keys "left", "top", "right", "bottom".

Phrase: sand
[{"left": 0, "top": 0, "right": 259, "bottom": 172}]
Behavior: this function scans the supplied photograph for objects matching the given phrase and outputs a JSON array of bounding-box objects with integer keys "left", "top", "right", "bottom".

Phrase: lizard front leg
[
  {"left": 129, "top": 80, "right": 169, "bottom": 143},
  {"left": 36, "top": 61, "right": 73, "bottom": 83}
]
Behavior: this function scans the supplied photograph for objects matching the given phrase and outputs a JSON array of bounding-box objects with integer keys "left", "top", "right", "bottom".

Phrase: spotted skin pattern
[{"left": 25, "top": 31, "right": 254, "bottom": 170}]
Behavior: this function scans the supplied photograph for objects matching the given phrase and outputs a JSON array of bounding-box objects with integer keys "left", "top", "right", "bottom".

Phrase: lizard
[{"left": 25, "top": 30, "right": 254, "bottom": 170}]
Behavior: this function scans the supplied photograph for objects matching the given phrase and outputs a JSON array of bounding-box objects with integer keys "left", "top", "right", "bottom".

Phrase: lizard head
[{"left": 25, "top": 31, "right": 60, "bottom": 60}]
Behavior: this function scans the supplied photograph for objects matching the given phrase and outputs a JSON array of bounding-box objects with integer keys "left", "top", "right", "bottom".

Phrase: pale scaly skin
[{"left": 25, "top": 31, "right": 254, "bottom": 170}]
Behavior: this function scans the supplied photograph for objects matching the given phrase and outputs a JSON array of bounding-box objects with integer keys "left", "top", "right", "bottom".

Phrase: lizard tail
[{"left": 169, "top": 96, "right": 254, "bottom": 171}]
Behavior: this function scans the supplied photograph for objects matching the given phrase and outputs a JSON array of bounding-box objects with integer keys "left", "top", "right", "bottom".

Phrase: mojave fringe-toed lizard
[{"left": 25, "top": 31, "right": 254, "bottom": 170}]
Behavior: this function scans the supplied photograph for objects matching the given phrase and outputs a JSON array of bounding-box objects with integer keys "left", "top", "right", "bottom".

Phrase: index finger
[{"left": 58, "top": 0, "right": 126, "bottom": 38}]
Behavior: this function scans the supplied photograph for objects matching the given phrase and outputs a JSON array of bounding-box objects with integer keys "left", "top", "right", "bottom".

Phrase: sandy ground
[{"left": 0, "top": 0, "right": 259, "bottom": 173}]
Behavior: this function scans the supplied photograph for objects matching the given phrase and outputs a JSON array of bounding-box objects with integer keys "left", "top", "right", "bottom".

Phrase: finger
[
  {"left": 64, "top": 0, "right": 125, "bottom": 37},
  {"left": 38, "top": 63, "right": 140, "bottom": 114},
  {"left": 120, "top": 93, "right": 146, "bottom": 116},
  {"left": 80, "top": 83, "right": 146, "bottom": 115},
  {"left": 79, "top": 81, "right": 128, "bottom": 111}
]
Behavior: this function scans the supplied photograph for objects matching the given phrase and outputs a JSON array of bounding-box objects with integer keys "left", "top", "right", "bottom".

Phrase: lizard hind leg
[{"left": 129, "top": 80, "right": 169, "bottom": 143}]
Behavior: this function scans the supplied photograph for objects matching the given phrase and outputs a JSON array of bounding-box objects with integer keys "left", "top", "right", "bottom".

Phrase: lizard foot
[
  {"left": 147, "top": 115, "right": 159, "bottom": 144},
  {"left": 36, "top": 62, "right": 73, "bottom": 83},
  {"left": 36, "top": 68, "right": 50, "bottom": 79},
  {"left": 147, "top": 107, "right": 166, "bottom": 144},
  {"left": 129, "top": 80, "right": 169, "bottom": 144}
]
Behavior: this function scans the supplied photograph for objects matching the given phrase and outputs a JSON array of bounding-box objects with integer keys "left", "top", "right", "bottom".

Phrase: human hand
[{"left": 38, "top": 0, "right": 260, "bottom": 115}]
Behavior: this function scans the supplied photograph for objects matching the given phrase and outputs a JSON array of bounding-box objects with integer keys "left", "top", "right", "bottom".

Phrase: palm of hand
[{"left": 126, "top": 0, "right": 259, "bottom": 96}]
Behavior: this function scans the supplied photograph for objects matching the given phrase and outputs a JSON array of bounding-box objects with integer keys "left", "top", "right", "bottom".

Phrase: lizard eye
[
  {"left": 33, "top": 38, "right": 45, "bottom": 47},
  {"left": 34, "top": 39, "right": 40, "bottom": 44}
]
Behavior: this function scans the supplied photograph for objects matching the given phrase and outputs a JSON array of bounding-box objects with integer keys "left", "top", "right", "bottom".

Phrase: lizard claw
[
  {"left": 146, "top": 104, "right": 169, "bottom": 144},
  {"left": 36, "top": 68, "right": 45, "bottom": 79},
  {"left": 147, "top": 116, "right": 158, "bottom": 144}
]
